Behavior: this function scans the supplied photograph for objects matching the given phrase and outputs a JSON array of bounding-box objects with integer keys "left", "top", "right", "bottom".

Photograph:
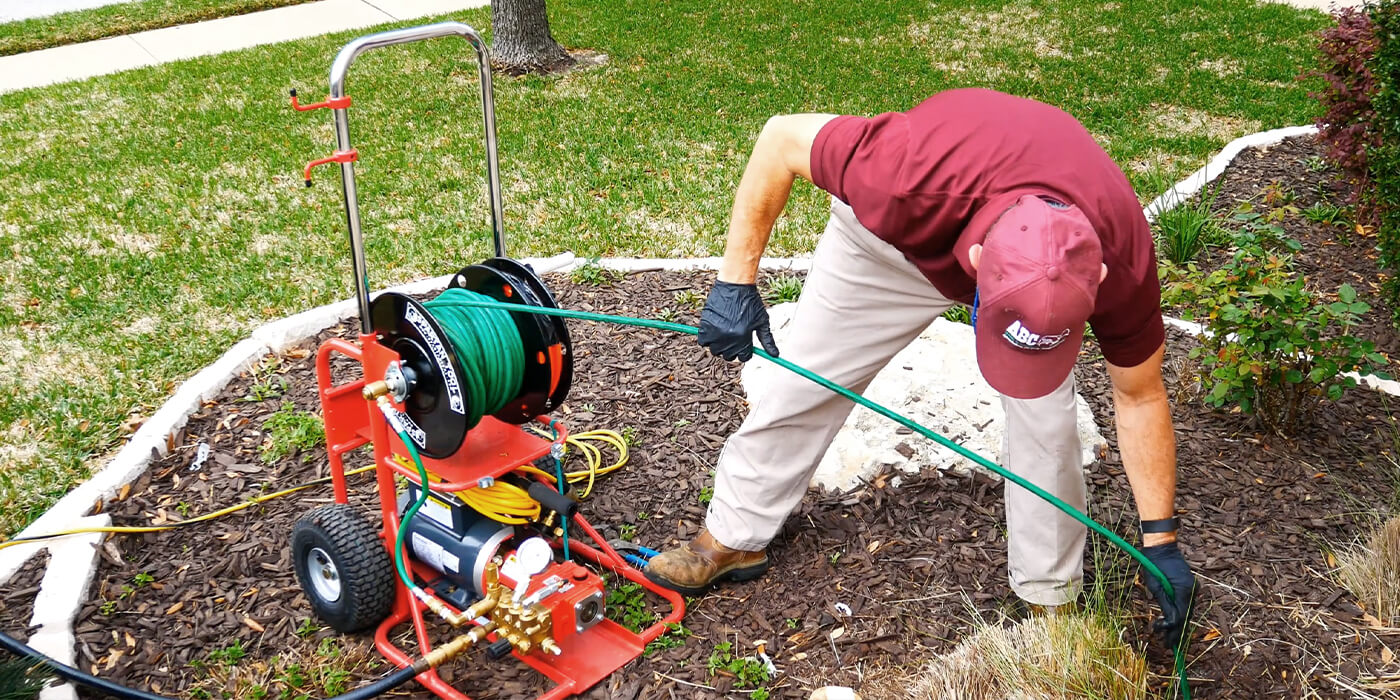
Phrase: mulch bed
[
  {"left": 1184, "top": 133, "right": 1399, "bottom": 358},
  {"left": 0, "top": 138, "right": 1397, "bottom": 699}
]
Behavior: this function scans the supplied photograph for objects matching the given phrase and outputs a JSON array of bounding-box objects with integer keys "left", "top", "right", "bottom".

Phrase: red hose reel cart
[{"left": 287, "top": 22, "right": 684, "bottom": 700}]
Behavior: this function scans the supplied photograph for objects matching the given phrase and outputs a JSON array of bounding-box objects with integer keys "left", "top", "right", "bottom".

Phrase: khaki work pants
[{"left": 705, "top": 199, "right": 1088, "bottom": 606}]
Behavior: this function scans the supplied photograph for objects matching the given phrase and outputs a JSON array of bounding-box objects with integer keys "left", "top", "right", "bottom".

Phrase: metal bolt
[{"left": 477, "top": 476, "right": 495, "bottom": 489}]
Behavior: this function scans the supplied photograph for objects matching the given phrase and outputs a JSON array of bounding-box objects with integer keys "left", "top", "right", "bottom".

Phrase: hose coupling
[{"left": 420, "top": 622, "right": 496, "bottom": 669}]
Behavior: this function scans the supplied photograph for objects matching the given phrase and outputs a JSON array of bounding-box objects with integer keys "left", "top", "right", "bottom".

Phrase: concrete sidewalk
[{"left": 0, "top": 0, "right": 488, "bottom": 95}]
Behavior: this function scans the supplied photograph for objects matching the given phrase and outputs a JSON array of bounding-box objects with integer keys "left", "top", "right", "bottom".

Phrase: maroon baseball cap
[{"left": 974, "top": 194, "right": 1102, "bottom": 400}]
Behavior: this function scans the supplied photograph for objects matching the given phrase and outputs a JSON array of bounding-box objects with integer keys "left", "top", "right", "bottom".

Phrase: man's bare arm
[
  {"left": 1105, "top": 342, "right": 1179, "bottom": 546},
  {"left": 717, "top": 113, "right": 838, "bottom": 284}
]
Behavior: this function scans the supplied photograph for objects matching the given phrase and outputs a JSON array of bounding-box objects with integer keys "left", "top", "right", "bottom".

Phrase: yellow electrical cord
[
  {"left": 4, "top": 428, "right": 628, "bottom": 548},
  {"left": 0, "top": 465, "right": 379, "bottom": 552},
  {"left": 391, "top": 428, "right": 628, "bottom": 525}
]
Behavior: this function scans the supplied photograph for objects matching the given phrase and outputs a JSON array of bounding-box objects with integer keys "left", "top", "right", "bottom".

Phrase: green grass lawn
[
  {"left": 0, "top": 0, "right": 1328, "bottom": 536},
  {"left": 0, "top": 0, "right": 317, "bottom": 56}
]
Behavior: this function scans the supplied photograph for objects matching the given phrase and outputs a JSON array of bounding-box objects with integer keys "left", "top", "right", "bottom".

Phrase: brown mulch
[
  {"left": 1, "top": 139, "right": 1398, "bottom": 699},
  {"left": 1, "top": 551, "right": 49, "bottom": 645},
  {"left": 1186, "top": 133, "right": 1400, "bottom": 359}
]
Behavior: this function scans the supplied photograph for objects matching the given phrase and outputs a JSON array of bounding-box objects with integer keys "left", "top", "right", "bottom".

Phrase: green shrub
[
  {"left": 1370, "top": 1, "right": 1400, "bottom": 324},
  {"left": 1165, "top": 245, "right": 1389, "bottom": 432}
]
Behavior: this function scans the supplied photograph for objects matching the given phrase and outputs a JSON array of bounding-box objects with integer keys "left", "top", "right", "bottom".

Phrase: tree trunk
[{"left": 491, "top": 0, "right": 575, "bottom": 75}]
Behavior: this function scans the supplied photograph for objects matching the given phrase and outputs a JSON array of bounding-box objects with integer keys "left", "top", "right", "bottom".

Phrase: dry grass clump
[
  {"left": 1336, "top": 516, "right": 1400, "bottom": 624},
  {"left": 906, "top": 613, "right": 1149, "bottom": 700}
]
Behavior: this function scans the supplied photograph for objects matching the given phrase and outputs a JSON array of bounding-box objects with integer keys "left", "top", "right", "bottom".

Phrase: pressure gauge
[{"left": 516, "top": 537, "right": 553, "bottom": 577}]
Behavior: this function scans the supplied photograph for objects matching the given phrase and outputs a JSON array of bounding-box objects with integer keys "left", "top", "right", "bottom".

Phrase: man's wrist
[{"left": 1142, "top": 531, "right": 1178, "bottom": 547}]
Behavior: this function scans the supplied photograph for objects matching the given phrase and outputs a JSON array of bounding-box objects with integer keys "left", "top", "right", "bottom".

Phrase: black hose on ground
[{"left": 0, "top": 630, "right": 421, "bottom": 700}]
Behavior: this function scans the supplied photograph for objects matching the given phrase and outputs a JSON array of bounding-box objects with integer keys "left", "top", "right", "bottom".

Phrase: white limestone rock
[{"left": 741, "top": 304, "right": 1107, "bottom": 492}]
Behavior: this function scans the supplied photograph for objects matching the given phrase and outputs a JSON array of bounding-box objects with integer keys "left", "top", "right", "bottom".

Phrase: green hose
[
  {"left": 428, "top": 295, "right": 1193, "bottom": 699},
  {"left": 424, "top": 288, "right": 526, "bottom": 428}
]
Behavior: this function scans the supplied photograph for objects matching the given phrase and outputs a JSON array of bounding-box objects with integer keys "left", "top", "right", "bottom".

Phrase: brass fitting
[
  {"left": 540, "top": 638, "right": 562, "bottom": 656},
  {"left": 465, "top": 596, "right": 498, "bottom": 620},
  {"left": 363, "top": 380, "right": 391, "bottom": 400},
  {"left": 420, "top": 622, "right": 496, "bottom": 669}
]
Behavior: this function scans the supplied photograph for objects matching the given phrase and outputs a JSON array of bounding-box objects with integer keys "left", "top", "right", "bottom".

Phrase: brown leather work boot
[{"left": 643, "top": 529, "right": 769, "bottom": 596}]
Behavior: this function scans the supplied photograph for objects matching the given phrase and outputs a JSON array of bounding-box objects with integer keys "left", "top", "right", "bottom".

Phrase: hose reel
[{"left": 369, "top": 257, "right": 574, "bottom": 458}]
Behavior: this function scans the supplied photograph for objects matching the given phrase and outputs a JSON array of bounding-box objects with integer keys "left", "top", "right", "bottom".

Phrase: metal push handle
[{"left": 326, "top": 21, "right": 507, "bottom": 333}]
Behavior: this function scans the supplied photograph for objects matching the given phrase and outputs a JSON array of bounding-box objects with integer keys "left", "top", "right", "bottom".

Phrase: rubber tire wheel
[{"left": 291, "top": 504, "right": 396, "bottom": 633}]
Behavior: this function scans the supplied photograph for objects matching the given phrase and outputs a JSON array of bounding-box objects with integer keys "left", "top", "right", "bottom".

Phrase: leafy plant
[
  {"left": 132, "top": 571, "right": 154, "bottom": 587},
  {"left": 1154, "top": 191, "right": 1224, "bottom": 264},
  {"left": 569, "top": 258, "right": 623, "bottom": 287},
  {"left": 1229, "top": 206, "right": 1302, "bottom": 253},
  {"left": 260, "top": 403, "right": 324, "bottom": 463},
  {"left": 706, "top": 641, "right": 772, "bottom": 689},
  {"left": 99, "top": 599, "right": 118, "bottom": 615},
  {"left": 294, "top": 618, "right": 318, "bottom": 638},
  {"left": 618, "top": 522, "right": 637, "bottom": 541},
  {"left": 619, "top": 426, "right": 641, "bottom": 447},
  {"left": 605, "top": 580, "right": 656, "bottom": 633},
  {"left": 762, "top": 273, "right": 804, "bottom": 304},
  {"left": 656, "top": 307, "right": 679, "bottom": 323},
  {"left": 698, "top": 484, "right": 714, "bottom": 506},
  {"left": 1166, "top": 245, "right": 1390, "bottom": 431},
  {"left": 943, "top": 305, "right": 971, "bottom": 325}
]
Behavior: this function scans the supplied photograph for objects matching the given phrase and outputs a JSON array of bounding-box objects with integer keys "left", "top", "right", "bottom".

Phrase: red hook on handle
[
  {"left": 303, "top": 149, "right": 358, "bottom": 186},
  {"left": 289, "top": 88, "right": 352, "bottom": 111}
]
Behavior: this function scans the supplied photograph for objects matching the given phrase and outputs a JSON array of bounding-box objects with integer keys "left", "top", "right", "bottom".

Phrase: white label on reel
[
  {"left": 405, "top": 304, "right": 465, "bottom": 415},
  {"left": 399, "top": 412, "right": 428, "bottom": 448}
]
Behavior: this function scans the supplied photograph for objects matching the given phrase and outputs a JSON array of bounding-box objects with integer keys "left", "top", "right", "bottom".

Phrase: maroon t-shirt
[{"left": 809, "top": 88, "right": 1164, "bottom": 368}]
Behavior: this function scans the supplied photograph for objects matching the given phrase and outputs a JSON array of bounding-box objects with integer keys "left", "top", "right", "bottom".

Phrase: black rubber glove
[
  {"left": 697, "top": 281, "right": 780, "bottom": 361},
  {"left": 1141, "top": 541, "right": 1198, "bottom": 650}
]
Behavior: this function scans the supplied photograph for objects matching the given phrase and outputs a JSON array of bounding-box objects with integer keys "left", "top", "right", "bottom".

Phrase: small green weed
[
  {"left": 176, "top": 501, "right": 193, "bottom": 517},
  {"left": 618, "top": 523, "right": 637, "bottom": 541},
  {"left": 644, "top": 622, "right": 692, "bottom": 655},
  {"left": 943, "top": 305, "right": 971, "bottom": 325},
  {"left": 1304, "top": 201, "right": 1350, "bottom": 227},
  {"left": 294, "top": 618, "right": 318, "bottom": 638},
  {"left": 241, "top": 359, "right": 287, "bottom": 402},
  {"left": 762, "top": 274, "right": 804, "bottom": 304},
  {"left": 99, "top": 599, "right": 118, "bottom": 615},
  {"left": 132, "top": 571, "right": 154, "bottom": 587},
  {"left": 570, "top": 258, "right": 623, "bottom": 287},
  {"left": 606, "top": 580, "right": 656, "bottom": 633},
  {"left": 656, "top": 307, "right": 680, "bottom": 323},
  {"left": 208, "top": 640, "right": 247, "bottom": 667},
  {"left": 673, "top": 289, "right": 705, "bottom": 310},
  {"left": 706, "top": 641, "right": 772, "bottom": 689},
  {"left": 620, "top": 426, "right": 641, "bottom": 447},
  {"left": 261, "top": 403, "right": 324, "bottom": 463},
  {"left": 784, "top": 617, "right": 800, "bottom": 629},
  {"left": 698, "top": 484, "right": 714, "bottom": 506},
  {"left": 1262, "top": 180, "right": 1296, "bottom": 207},
  {"left": 1303, "top": 155, "right": 1330, "bottom": 172}
]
